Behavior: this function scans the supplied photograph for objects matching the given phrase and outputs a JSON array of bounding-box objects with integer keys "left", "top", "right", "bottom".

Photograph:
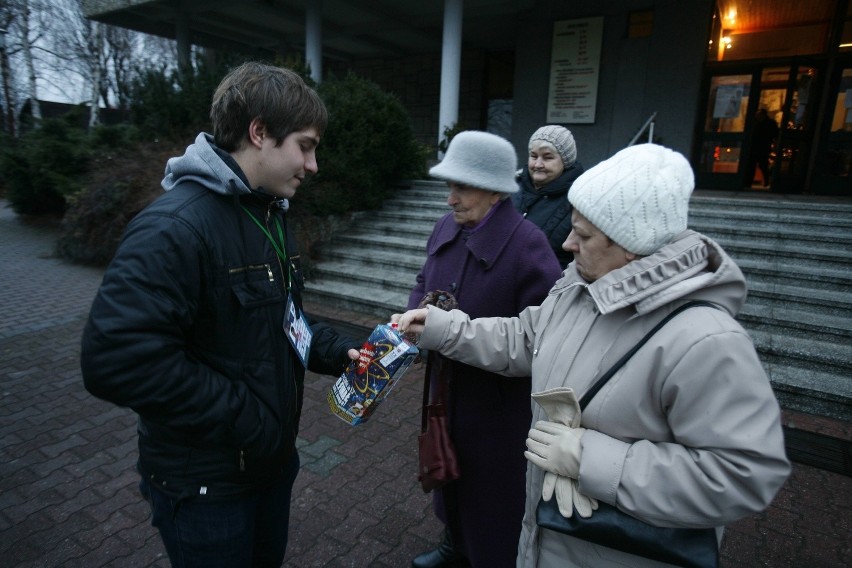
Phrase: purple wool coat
[{"left": 408, "top": 197, "right": 561, "bottom": 567}]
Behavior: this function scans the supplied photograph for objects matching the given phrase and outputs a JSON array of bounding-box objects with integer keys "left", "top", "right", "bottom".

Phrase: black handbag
[{"left": 535, "top": 301, "right": 720, "bottom": 568}]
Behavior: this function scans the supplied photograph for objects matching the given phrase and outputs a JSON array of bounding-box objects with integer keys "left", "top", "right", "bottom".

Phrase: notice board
[{"left": 546, "top": 17, "right": 604, "bottom": 124}]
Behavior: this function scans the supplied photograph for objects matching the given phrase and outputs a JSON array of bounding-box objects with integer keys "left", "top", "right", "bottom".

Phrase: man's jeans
[{"left": 141, "top": 452, "right": 300, "bottom": 568}]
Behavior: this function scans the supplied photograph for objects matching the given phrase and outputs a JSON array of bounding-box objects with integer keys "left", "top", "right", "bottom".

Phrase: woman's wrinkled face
[
  {"left": 528, "top": 141, "right": 565, "bottom": 188},
  {"left": 563, "top": 210, "right": 635, "bottom": 282},
  {"left": 446, "top": 183, "right": 501, "bottom": 228}
]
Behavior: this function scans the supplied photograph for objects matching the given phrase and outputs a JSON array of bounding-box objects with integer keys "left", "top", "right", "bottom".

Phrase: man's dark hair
[{"left": 211, "top": 62, "right": 328, "bottom": 152}]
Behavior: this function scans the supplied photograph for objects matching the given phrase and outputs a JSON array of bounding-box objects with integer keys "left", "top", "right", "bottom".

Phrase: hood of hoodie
[
  {"left": 161, "top": 133, "right": 290, "bottom": 211},
  {"left": 552, "top": 230, "right": 748, "bottom": 317}
]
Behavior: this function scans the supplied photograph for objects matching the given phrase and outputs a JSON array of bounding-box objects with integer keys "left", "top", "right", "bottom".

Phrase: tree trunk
[{"left": 20, "top": 0, "right": 40, "bottom": 123}]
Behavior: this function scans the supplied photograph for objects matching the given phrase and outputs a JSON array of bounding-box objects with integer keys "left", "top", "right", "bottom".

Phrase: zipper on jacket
[
  {"left": 239, "top": 449, "right": 246, "bottom": 472},
  {"left": 229, "top": 263, "right": 275, "bottom": 282}
]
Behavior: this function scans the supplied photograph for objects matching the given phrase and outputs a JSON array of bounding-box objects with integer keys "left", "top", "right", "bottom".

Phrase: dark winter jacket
[
  {"left": 81, "top": 133, "right": 358, "bottom": 501},
  {"left": 512, "top": 163, "right": 584, "bottom": 268},
  {"left": 407, "top": 198, "right": 561, "bottom": 567}
]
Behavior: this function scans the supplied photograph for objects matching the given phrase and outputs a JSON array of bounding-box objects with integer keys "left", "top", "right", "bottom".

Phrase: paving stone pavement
[{"left": 1, "top": 199, "right": 850, "bottom": 567}]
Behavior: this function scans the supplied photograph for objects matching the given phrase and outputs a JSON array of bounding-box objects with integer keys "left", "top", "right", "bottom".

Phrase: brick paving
[{"left": 0, "top": 199, "right": 850, "bottom": 567}]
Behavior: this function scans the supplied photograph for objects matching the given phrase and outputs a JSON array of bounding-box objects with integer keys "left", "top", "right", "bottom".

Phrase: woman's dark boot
[{"left": 411, "top": 528, "right": 469, "bottom": 568}]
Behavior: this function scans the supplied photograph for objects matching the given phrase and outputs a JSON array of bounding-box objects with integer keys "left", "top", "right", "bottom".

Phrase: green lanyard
[{"left": 240, "top": 205, "right": 292, "bottom": 288}]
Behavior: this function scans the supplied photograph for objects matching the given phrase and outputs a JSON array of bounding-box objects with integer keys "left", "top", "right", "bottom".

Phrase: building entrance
[
  {"left": 694, "top": 0, "right": 851, "bottom": 196},
  {"left": 696, "top": 64, "right": 820, "bottom": 192}
]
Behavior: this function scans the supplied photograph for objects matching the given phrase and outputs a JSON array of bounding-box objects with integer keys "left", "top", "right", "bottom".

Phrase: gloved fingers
[
  {"left": 541, "top": 472, "right": 557, "bottom": 502},
  {"left": 571, "top": 479, "right": 597, "bottom": 518},
  {"left": 533, "top": 420, "right": 574, "bottom": 436},
  {"left": 527, "top": 430, "right": 553, "bottom": 457},
  {"left": 554, "top": 476, "right": 575, "bottom": 518},
  {"left": 524, "top": 450, "right": 553, "bottom": 473}
]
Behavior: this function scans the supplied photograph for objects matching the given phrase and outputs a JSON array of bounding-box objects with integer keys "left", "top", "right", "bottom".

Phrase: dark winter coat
[
  {"left": 407, "top": 197, "right": 561, "bottom": 567},
  {"left": 81, "top": 133, "right": 358, "bottom": 501},
  {"left": 512, "top": 163, "right": 584, "bottom": 268}
]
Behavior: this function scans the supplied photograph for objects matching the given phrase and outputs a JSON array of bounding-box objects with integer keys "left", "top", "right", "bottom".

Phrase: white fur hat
[
  {"left": 567, "top": 144, "right": 694, "bottom": 255},
  {"left": 429, "top": 131, "right": 519, "bottom": 194}
]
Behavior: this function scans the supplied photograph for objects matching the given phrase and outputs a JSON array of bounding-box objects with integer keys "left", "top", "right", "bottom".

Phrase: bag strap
[
  {"left": 420, "top": 353, "right": 451, "bottom": 433},
  {"left": 579, "top": 301, "right": 720, "bottom": 410}
]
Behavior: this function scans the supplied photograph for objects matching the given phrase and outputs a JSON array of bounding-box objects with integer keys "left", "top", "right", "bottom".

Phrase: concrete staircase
[{"left": 304, "top": 181, "right": 852, "bottom": 422}]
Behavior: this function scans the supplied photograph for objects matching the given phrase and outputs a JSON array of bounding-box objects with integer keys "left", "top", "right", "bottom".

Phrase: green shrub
[
  {"left": 303, "top": 72, "right": 427, "bottom": 215},
  {"left": 1, "top": 115, "right": 91, "bottom": 216},
  {"left": 56, "top": 141, "right": 180, "bottom": 265}
]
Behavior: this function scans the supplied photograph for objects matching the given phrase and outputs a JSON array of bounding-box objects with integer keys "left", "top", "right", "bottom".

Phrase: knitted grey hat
[
  {"left": 429, "top": 131, "right": 519, "bottom": 194},
  {"left": 529, "top": 125, "right": 577, "bottom": 166},
  {"left": 568, "top": 144, "right": 694, "bottom": 255}
]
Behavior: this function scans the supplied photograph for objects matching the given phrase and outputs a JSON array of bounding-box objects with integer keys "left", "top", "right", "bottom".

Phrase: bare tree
[
  {"left": 19, "top": 0, "right": 39, "bottom": 121},
  {"left": 1, "top": 0, "right": 17, "bottom": 135},
  {"left": 2, "top": 0, "right": 177, "bottom": 132}
]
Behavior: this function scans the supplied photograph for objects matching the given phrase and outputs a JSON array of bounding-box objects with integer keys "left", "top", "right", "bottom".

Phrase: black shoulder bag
[{"left": 536, "top": 301, "right": 720, "bottom": 568}]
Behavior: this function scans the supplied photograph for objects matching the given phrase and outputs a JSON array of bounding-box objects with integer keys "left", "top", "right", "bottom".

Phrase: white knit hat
[
  {"left": 568, "top": 144, "right": 694, "bottom": 255},
  {"left": 529, "top": 125, "right": 577, "bottom": 166},
  {"left": 429, "top": 131, "right": 519, "bottom": 194}
]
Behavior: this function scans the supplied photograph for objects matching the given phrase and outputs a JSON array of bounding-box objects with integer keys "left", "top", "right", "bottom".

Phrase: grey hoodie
[{"left": 161, "top": 132, "right": 290, "bottom": 210}]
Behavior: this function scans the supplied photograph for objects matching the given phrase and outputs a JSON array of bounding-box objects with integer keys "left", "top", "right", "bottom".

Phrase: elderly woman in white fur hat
[
  {"left": 407, "top": 130, "right": 562, "bottom": 568},
  {"left": 512, "top": 125, "right": 584, "bottom": 269},
  {"left": 394, "top": 143, "right": 790, "bottom": 568}
]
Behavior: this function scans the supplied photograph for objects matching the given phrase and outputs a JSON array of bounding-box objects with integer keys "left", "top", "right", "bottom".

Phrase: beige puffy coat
[{"left": 416, "top": 230, "right": 791, "bottom": 567}]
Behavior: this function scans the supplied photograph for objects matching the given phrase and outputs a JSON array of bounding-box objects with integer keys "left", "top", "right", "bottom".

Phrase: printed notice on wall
[{"left": 546, "top": 17, "right": 604, "bottom": 124}]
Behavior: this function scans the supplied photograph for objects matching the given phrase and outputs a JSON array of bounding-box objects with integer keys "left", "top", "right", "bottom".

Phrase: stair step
[
  {"left": 309, "top": 262, "right": 419, "bottom": 296},
  {"left": 738, "top": 304, "right": 852, "bottom": 343},
  {"left": 746, "top": 282, "right": 852, "bottom": 318},
  {"left": 690, "top": 194, "right": 852, "bottom": 220},
  {"left": 347, "top": 218, "right": 437, "bottom": 239},
  {"left": 305, "top": 279, "right": 409, "bottom": 318},
  {"left": 719, "top": 243, "right": 851, "bottom": 272},
  {"left": 767, "top": 363, "right": 852, "bottom": 422},
  {"left": 749, "top": 328, "right": 851, "bottom": 376},
  {"left": 317, "top": 245, "right": 426, "bottom": 272},
  {"left": 735, "top": 259, "right": 852, "bottom": 292},
  {"left": 691, "top": 220, "right": 852, "bottom": 247},
  {"left": 329, "top": 232, "right": 428, "bottom": 256}
]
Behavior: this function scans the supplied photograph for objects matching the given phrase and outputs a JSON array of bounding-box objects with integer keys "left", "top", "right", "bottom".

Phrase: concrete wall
[{"left": 510, "top": 0, "right": 713, "bottom": 169}]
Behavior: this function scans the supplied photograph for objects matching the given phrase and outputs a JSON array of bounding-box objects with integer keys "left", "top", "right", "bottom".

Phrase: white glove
[
  {"left": 525, "top": 420, "right": 584, "bottom": 479},
  {"left": 531, "top": 387, "right": 596, "bottom": 518},
  {"left": 531, "top": 387, "right": 582, "bottom": 428},
  {"left": 555, "top": 475, "right": 598, "bottom": 518}
]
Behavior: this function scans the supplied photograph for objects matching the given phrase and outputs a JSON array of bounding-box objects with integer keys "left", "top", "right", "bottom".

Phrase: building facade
[{"left": 84, "top": 0, "right": 851, "bottom": 196}]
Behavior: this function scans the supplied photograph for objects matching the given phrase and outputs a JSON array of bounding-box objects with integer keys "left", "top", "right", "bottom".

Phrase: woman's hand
[{"left": 391, "top": 308, "right": 429, "bottom": 336}]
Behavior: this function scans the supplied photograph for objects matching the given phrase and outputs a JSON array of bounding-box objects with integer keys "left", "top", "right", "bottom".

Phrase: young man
[{"left": 81, "top": 62, "right": 360, "bottom": 568}]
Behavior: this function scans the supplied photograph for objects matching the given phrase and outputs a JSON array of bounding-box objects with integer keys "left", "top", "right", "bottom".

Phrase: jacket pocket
[{"left": 229, "top": 263, "right": 283, "bottom": 307}]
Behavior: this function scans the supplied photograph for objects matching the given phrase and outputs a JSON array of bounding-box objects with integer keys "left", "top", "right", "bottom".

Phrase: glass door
[
  {"left": 696, "top": 73, "right": 752, "bottom": 190},
  {"left": 696, "top": 63, "right": 821, "bottom": 192},
  {"left": 812, "top": 64, "right": 852, "bottom": 195}
]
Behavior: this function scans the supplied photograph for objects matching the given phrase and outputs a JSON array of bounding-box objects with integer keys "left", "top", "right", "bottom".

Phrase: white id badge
[{"left": 284, "top": 293, "right": 312, "bottom": 368}]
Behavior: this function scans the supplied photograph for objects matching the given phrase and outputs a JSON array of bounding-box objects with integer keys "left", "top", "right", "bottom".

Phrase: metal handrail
[{"left": 628, "top": 112, "right": 657, "bottom": 146}]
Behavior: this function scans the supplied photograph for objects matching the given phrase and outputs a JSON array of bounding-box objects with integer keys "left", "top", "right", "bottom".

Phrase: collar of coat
[
  {"left": 550, "top": 230, "right": 746, "bottom": 317},
  {"left": 429, "top": 198, "right": 523, "bottom": 270}
]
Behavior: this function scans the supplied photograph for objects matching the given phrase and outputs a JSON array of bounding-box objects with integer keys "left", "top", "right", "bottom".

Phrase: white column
[
  {"left": 438, "top": 0, "right": 463, "bottom": 158},
  {"left": 306, "top": 1, "right": 323, "bottom": 84}
]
